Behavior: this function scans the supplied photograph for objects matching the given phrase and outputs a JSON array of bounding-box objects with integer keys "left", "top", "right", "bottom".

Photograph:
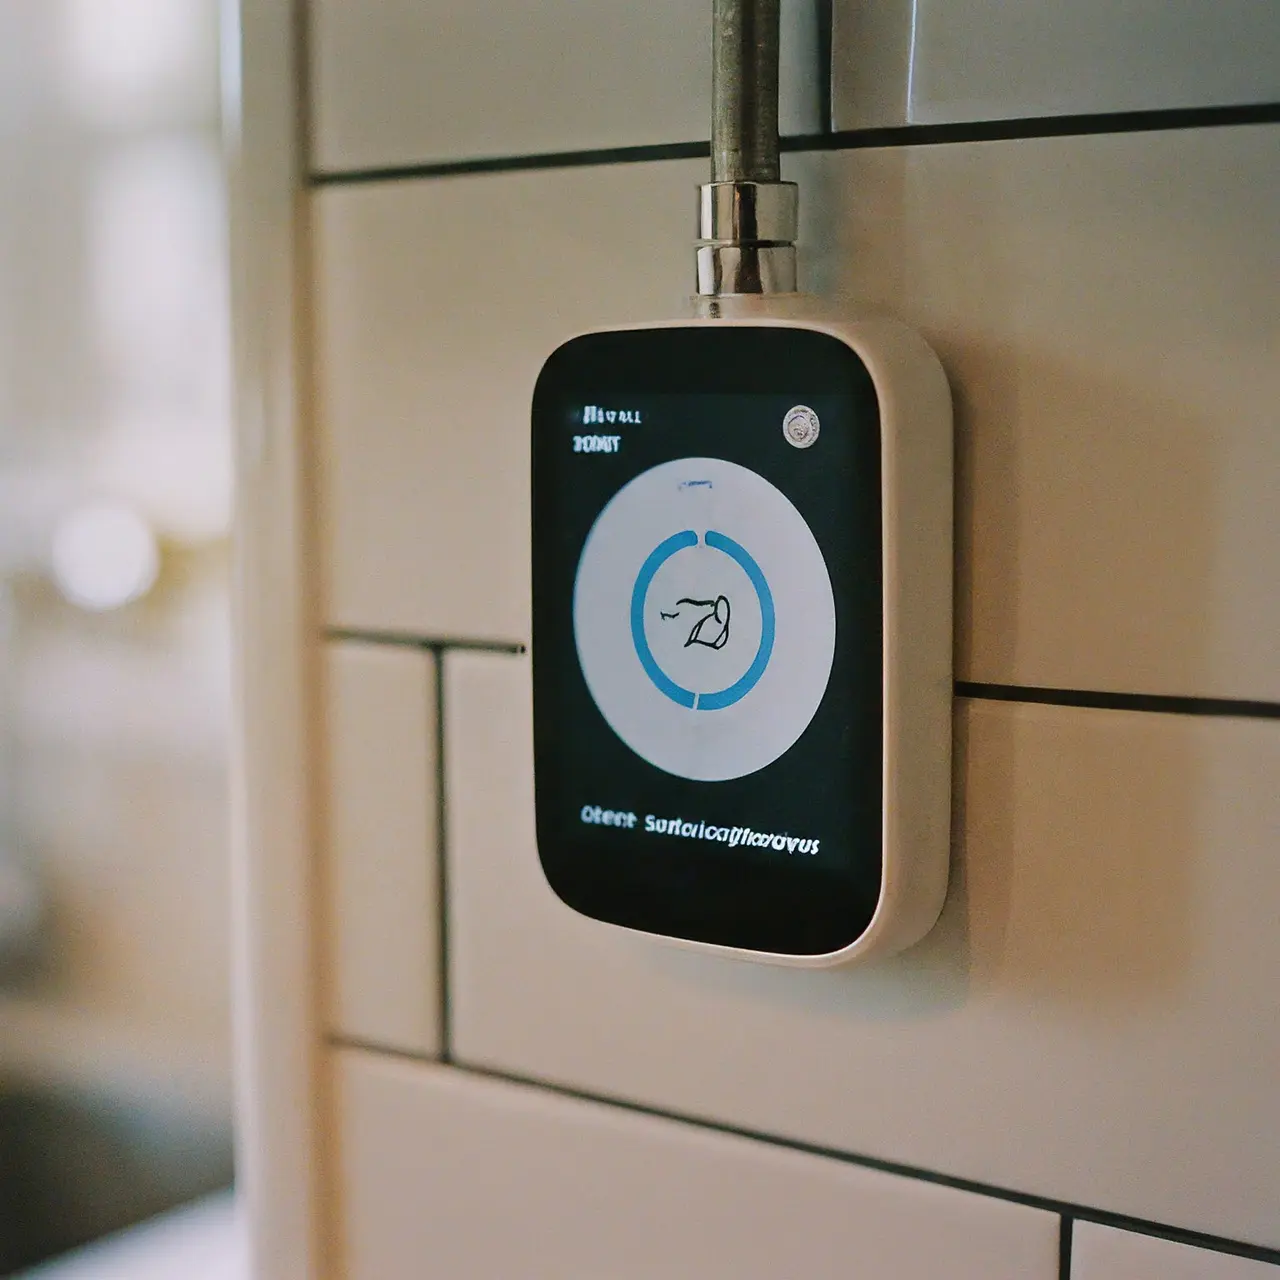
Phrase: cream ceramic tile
[
  {"left": 445, "top": 651, "right": 1280, "bottom": 1246},
  {"left": 334, "top": 1049, "right": 1059, "bottom": 1280},
  {"left": 309, "top": 0, "right": 822, "bottom": 173},
  {"left": 830, "top": 0, "right": 914, "bottom": 129},
  {"left": 314, "top": 159, "right": 713, "bottom": 642},
  {"left": 1072, "top": 1223, "right": 1280, "bottom": 1279},
  {"left": 322, "top": 641, "right": 438, "bottom": 1056},
  {"left": 814, "top": 125, "right": 1280, "bottom": 700},
  {"left": 833, "top": 0, "right": 1280, "bottom": 130}
]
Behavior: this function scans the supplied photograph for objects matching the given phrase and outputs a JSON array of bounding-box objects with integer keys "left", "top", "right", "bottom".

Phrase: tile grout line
[
  {"left": 327, "top": 1036, "right": 1280, "bottom": 1268},
  {"left": 430, "top": 646, "right": 452, "bottom": 1063},
  {"left": 806, "top": 99, "right": 1280, "bottom": 150},
  {"left": 957, "top": 681, "right": 1280, "bottom": 721},
  {"left": 307, "top": 100, "right": 1280, "bottom": 187},
  {"left": 323, "top": 634, "right": 1280, "bottom": 721},
  {"left": 310, "top": 140, "right": 708, "bottom": 186},
  {"left": 816, "top": 0, "right": 834, "bottom": 137},
  {"left": 326, "top": 626, "right": 524, "bottom": 655},
  {"left": 1059, "top": 1216, "right": 1074, "bottom": 1279}
]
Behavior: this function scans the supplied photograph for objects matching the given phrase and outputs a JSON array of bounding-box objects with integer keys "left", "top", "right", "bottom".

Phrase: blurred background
[{"left": 0, "top": 0, "right": 235, "bottom": 1272}]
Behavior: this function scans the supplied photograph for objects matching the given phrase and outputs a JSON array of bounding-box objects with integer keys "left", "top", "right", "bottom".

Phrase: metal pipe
[
  {"left": 697, "top": 0, "right": 795, "bottom": 297},
  {"left": 711, "top": 0, "right": 781, "bottom": 183}
]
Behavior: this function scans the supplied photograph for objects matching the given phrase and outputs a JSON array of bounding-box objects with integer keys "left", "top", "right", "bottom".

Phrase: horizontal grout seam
[
  {"left": 309, "top": 100, "right": 1280, "bottom": 187},
  {"left": 323, "top": 632, "right": 1280, "bottom": 720},
  {"left": 325, "top": 626, "right": 525, "bottom": 654},
  {"left": 311, "top": 140, "right": 707, "bottom": 186},
  {"left": 957, "top": 681, "right": 1280, "bottom": 721},
  {"left": 804, "top": 99, "right": 1280, "bottom": 151},
  {"left": 329, "top": 1036, "right": 1280, "bottom": 1266}
]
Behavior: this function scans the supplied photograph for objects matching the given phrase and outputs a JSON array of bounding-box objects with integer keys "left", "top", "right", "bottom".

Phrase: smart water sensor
[{"left": 529, "top": 2, "right": 952, "bottom": 966}]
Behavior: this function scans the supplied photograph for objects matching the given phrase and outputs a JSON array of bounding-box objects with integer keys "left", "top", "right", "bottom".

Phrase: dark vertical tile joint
[
  {"left": 432, "top": 645, "right": 452, "bottom": 1063},
  {"left": 1059, "top": 1216, "right": 1074, "bottom": 1279},
  {"left": 292, "top": 0, "right": 314, "bottom": 177},
  {"left": 815, "top": 0, "right": 834, "bottom": 135}
]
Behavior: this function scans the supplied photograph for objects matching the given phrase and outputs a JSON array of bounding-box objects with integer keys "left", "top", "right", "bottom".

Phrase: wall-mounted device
[{"left": 530, "top": 0, "right": 953, "bottom": 966}]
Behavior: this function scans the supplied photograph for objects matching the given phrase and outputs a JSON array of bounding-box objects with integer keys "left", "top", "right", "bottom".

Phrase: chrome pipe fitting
[{"left": 696, "top": 179, "right": 798, "bottom": 296}]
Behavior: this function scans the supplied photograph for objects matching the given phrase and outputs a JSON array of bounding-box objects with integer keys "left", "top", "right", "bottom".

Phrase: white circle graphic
[{"left": 573, "top": 457, "right": 836, "bottom": 781}]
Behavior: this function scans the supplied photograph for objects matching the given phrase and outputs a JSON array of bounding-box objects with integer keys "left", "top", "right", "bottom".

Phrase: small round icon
[{"left": 782, "top": 404, "right": 820, "bottom": 449}]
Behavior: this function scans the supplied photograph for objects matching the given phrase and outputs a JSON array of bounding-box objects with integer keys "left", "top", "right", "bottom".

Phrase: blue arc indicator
[
  {"left": 698, "top": 531, "right": 775, "bottom": 709},
  {"left": 629, "top": 530, "right": 698, "bottom": 708},
  {"left": 629, "top": 529, "right": 775, "bottom": 711}
]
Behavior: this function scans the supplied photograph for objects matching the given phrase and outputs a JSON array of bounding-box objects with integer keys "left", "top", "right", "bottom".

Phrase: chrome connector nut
[{"left": 696, "top": 181, "right": 799, "bottom": 297}]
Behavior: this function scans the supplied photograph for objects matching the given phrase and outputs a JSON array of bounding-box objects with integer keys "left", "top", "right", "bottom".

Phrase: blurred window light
[
  {"left": 89, "top": 139, "right": 228, "bottom": 410},
  {"left": 61, "top": 0, "right": 212, "bottom": 128},
  {"left": 50, "top": 502, "right": 159, "bottom": 612},
  {"left": 0, "top": 3, "right": 235, "bottom": 1268},
  {"left": 85, "top": 136, "right": 233, "bottom": 542},
  {"left": 95, "top": 419, "right": 232, "bottom": 543}
]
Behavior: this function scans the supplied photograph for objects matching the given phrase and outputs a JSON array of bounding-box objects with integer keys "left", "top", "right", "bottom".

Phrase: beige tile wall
[
  {"left": 833, "top": 0, "right": 1280, "bottom": 129},
  {"left": 320, "top": 642, "right": 439, "bottom": 1057},
  {"left": 824, "top": 127, "right": 1280, "bottom": 700},
  {"left": 308, "top": 0, "right": 824, "bottom": 172},
  {"left": 335, "top": 1049, "right": 1059, "bottom": 1280},
  {"left": 312, "top": 161, "right": 698, "bottom": 642},
  {"left": 445, "top": 651, "right": 1280, "bottom": 1246},
  {"left": 1072, "top": 1223, "right": 1280, "bottom": 1280},
  {"left": 316, "top": 127, "right": 1280, "bottom": 697},
  {"left": 299, "top": 2, "right": 1280, "bottom": 1276}
]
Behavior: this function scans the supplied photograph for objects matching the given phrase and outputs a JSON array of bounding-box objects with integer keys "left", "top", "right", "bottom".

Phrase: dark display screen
[{"left": 531, "top": 326, "right": 884, "bottom": 955}]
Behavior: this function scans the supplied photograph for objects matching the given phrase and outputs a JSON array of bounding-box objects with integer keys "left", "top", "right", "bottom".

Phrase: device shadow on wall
[
  {"left": 953, "top": 344, "right": 1218, "bottom": 694},
  {"left": 947, "top": 345, "right": 1210, "bottom": 1013},
  {"left": 958, "top": 696, "right": 1199, "bottom": 1012}
]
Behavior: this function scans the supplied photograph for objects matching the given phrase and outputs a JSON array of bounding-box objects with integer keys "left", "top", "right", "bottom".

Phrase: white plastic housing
[{"left": 540, "top": 307, "right": 953, "bottom": 967}]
